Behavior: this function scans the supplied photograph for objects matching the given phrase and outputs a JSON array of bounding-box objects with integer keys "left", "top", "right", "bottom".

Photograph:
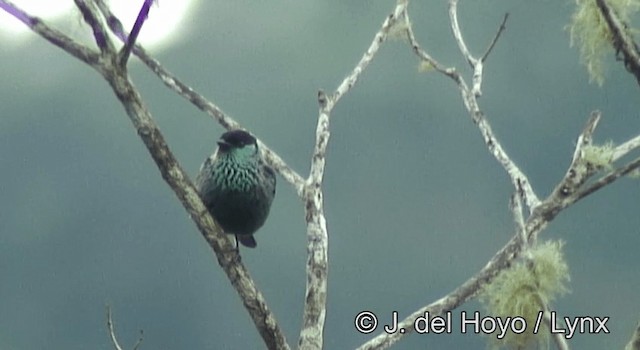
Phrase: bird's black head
[{"left": 217, "top": 129, "right": 257, "bottom": 152}]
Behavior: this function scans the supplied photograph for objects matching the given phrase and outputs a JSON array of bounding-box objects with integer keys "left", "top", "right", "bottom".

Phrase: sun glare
[{"left": 0, "top": 0, "right": 197, "bottom": 50}]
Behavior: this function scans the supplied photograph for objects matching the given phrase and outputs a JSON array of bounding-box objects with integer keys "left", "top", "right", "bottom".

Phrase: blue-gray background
[{"left": 1, "top": 1, "right": 639, "bottom": 349}]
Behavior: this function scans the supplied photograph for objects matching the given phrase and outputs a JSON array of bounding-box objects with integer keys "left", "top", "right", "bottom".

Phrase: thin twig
[
  {"left": 107, "top": 306, "right": 124, "bottom": 350},
  {"left": 132, "top": 330, "right": 144, "bottom": 350},
  {"left": 119, "top": 0, "right": 155, "bottom": 66},
  {"left": 481, "top": 13, "right": 509, "bottom": 62}
]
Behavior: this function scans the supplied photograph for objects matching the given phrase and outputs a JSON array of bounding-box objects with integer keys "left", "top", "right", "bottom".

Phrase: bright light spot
[
  {"left": 0, "top": 0, "right": 197, "bottom": 50},
  {"left": 0, "top": 1, "right": 74, "bottom": 34},
  {"left": 107, "top": 0, "right": 196, "bottom": 50}
]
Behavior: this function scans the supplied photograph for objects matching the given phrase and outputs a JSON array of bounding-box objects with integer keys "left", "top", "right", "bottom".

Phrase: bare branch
[
  {"left": 510, "top": 192, "right": 528, "bottom": 247},
  {"left": 404, "top": 1, "right": 539, "bottom": 212},
  {"left": 0, "top": 0, "right": 100, "bottom": 67},
  {"left": 132, "top": 331, "right": 144, "bottom": 350},
  {"left": 574, "top": 155, "right": 640, "bottom": 202},
  {"left": 595, "top": 0, "right": 640, "bottom": 87},
  {"left": 449, "top": 1, "right": 508, "bottom": 96},
  {"left": 107, "top": 306, "right": 124, "bottom": 350},
  {"left": 107, "top": 306, "right": 145, "bottom": 350},
  {"left": 627, "top": 321, "right": 640, "bottom": 350},
  {"left": 448, "top": 0, "right": 476, "bottom": 69},
  {"left": 119, "top": 0, "right": 155, "bottom": 66},
  {"left": 613, "top": 133, "right": 640, "bottom": 161},
  {"left": 543, "top": 310, "right": 570, "bottom": 350},
  {"left": 74, "top": 0, "right": 113, "bottom": 53},
  {"left": 298, "top": 3, "right": 409, "bottom": 348},
  {"left": 481, "top": 13, "right": 509, "bottom": 62},
  {"left": 357, "top": 212, "right": 550, "bottom": 349},
  {"left": 102, "top": 62, "right": 290, "bottom": 350},
  {"left": 403, "top": 9, "right": 456, "bottom": 77},
  {"left": 548, "top": 111, "right": 601, "bottom": 199},
  {"left": 328, "top": 1, "right": 408, "bottom": 106}
]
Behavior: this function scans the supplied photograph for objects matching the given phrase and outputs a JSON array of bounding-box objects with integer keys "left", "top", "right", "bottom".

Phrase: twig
[
  {"left": 119, "top": 0, "right": 155, "bottom": 66},
  {"left": 107, "top": 306, "right": 124, "bottom": 350},
  {"left": 449, "top": 0, "right": 475, "bottom": 69},
  {"left": 548, "top": 111, "right": 601, "bottom": 199},
  {"left": 107, "top": 306, "right": 145, "bottom": 350},
  {"left": 132, "top": 330, "right": 144, "bottom": 350},
  {"left": 481, "top": 13, "right": 509, "bottom": 62},
  {"left": 612, "top": 133, "right": 640, "bottom": 161}
]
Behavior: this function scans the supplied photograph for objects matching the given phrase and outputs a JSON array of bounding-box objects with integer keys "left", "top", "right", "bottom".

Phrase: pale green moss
[
  {"left": 568, "top": 0, "right": 640, "bottom": 85},
  {"left": 479, "top": 240, "right": 570, "bottom": 349},
  {"left": 582, "top": 141, "right": 616, "bottom": 170},
  {"left": 418, "top": 60, "right": 434, "bottom": 73},
  {"left": 388, "top": 19, "right": 410, "bottom": 42}
]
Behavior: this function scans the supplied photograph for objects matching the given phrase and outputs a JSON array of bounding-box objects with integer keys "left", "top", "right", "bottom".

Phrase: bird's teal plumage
[
  {"left": 210, "top": 144, "right": 261, "bottom": 192},
  {"left": 195, "top": 130, "right": 276, "bottom": 248}
]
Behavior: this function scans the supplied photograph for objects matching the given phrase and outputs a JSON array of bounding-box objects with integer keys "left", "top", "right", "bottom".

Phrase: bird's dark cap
[{"left": 217, "top": 129, "right": 257, "bottom": 150}]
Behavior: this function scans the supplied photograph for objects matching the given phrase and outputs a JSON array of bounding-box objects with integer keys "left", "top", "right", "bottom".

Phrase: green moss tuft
[
  {"left": 582, "top": 141, "right": 616, "bottom": 170},
  {"left": 568, "top": 0, "right": 640, "bottom": 85},
  {"left": 479, "top": 240, "right": 570, "bottom": 349}
]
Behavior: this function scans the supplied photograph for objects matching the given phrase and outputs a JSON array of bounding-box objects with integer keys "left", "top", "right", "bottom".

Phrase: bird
[{"left": 195, "top": 129, "right": 276, "bottom": 249}]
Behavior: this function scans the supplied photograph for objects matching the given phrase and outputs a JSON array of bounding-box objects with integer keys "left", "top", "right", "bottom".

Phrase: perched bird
[{"left": 195, "top": 130, "right": 276, "bottom": 248}]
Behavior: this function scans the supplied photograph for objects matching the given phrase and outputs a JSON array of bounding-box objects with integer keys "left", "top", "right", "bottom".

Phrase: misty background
[{"left": 1, "top": 0, "right": 639, "bottom": 349}]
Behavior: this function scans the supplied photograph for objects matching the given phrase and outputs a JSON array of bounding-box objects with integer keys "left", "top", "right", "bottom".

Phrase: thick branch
[
  {"left": 99, "top": 60, "right": 290, "bottom": 350},
  {"left": 297, "top": 3, "right": 409, "bottom": 348},
  {"left": 1, "top": 2, "right": 291, "bottom": 348},
  {"left": 595, "top": 0, "right": 640, "bottom": 87},
  {"left": 74, "top": 0, "right": 113, "bottom": 53}
]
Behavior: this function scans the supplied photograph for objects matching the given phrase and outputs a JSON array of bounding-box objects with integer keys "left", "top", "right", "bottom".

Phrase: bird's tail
[{"left": 236, "top": 235, "right": 257, "bottom": 248}]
